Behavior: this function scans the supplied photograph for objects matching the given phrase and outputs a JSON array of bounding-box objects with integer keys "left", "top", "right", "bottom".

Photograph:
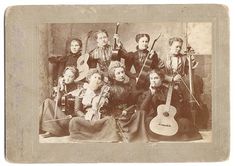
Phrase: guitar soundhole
[
  {"left": 80, "top": 60, "right": 84, "bottom": 65},
  {"left": 163, "top": 112, "right": 169, "bottom": 117}
]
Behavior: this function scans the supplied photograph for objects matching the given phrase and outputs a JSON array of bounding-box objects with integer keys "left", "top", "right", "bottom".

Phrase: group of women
[{"left": 39, "top": 28, "right": 206, "bottom": 142}]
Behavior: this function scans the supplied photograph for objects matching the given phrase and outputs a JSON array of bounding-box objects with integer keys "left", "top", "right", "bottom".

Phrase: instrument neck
[
  {"left": 113, "top": 23, "right": 119, "bottom": 49},
  {"left": 187, "top": 54, "right": 195, "bottom": 101},
  {"left": 165, "top": 82, "right": 174, "bottom": 108}
]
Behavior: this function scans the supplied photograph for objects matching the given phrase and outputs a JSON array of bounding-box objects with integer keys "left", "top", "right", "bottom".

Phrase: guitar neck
[{"left": 166, "top": 82, "right": 174, "bottom": 107}]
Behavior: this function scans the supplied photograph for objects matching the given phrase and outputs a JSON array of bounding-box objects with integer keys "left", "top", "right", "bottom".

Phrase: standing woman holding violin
[
  {"left": 69, "top": 69, "right": 120, "bottom": 142},
  {"left": 87, "top": 25, "right": 127, "bottom": 77}
]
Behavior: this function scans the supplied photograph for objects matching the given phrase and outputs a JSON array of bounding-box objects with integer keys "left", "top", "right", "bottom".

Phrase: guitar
[
  {"left": 136, "top": 33, "right": 161, "bottom": 89},
  {"left": 84, "top": 85, "right": 110, "bottom": 121},
  {"left": 149, "top": 81, "right": 178, "bottom": 136},
  {"left": 75, "top": 31, "right": 93, "bottom": 82},
  {"left": 111, "top": 22, "right": 120, "bottom": 60}
]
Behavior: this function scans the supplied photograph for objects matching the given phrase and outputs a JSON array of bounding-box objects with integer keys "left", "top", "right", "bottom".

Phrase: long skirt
[
  {"left": 117, "top": 110, "right": 149, "bottom": 143},
  {"left": 39, "top": 98, "right": 71, "bottom": 136},
  {"left": 69, "top": 116, "right": 121, "bottom": 142}
]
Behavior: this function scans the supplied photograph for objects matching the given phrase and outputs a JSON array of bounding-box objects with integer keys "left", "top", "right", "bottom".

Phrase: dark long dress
[
  {"left": 69, "top": 85, "right": 121, "bottom": 142},
  {"left": 105, "top": 80, "right": 149, "bottom": 143},
  {"left": 39, "top": 82, "right": 78, "bottom": 136},
  {"left": 138, "top": 85, "right": 202, "bottom": 141}
]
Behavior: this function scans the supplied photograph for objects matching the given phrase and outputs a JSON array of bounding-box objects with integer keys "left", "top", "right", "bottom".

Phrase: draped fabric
[
  {"left": 69, "top": 116, "right": 120, "bottom": 142},
  {"left": 39, "top": 98, "right": 71, "bottom": 136}
]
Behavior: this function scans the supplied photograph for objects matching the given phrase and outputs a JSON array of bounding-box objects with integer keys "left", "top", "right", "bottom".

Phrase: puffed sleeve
[{"left": 74, "top": 89, "right": 85, "bottom": 117}]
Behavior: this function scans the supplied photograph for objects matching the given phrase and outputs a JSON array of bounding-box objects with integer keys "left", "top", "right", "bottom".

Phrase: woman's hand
[
  {"left": 113, "top": 34, "right": 121, "bottom": 47},
  {"left": 173, "top": 74, "right": 182, "bottom": 82},
  {"left": 58, "top": 77, "right": 65, "bottom": 91}
]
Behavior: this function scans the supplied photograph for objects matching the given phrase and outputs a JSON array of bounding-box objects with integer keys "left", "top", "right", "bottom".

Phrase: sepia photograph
[
  {"left": 38, "top": 22, "right": 212, "bottom": 143},
  {"left": 5, "top": 5, "right": 229, "bottom": 163}
]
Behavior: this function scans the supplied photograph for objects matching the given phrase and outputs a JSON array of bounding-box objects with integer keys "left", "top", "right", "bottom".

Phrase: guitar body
[
  {"left": 149, "top": 104, "right": 178, "bottom": 136},
  {"left": 75, "top": 53, "right": 90, "bottom": 82},
  {"left": 75, "top": 31, "right": 93, "bottom": 82}
]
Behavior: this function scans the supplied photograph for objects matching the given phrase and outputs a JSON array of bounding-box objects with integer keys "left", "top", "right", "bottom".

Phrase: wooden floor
[{"left": 39, "top": 130, "right": 212, "bottom": 143}]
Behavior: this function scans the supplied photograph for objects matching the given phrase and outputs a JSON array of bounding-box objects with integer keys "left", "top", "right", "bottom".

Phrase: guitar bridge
[{"left": 158, "top": 123, "right": 171, "bottom": 127}]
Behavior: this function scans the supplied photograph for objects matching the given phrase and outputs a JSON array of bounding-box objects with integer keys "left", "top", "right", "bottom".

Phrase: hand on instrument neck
[
  {"left": 113, "top": 33, "right": 121, "bottom": 47},
  {"left": 149, "top": 86, "right": 157, "bottom": 95}
]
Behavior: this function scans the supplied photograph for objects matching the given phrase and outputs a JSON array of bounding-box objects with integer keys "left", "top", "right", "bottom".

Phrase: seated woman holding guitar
[
  {"left": 87, "top": 27, "right": 127, "bottom": 77},
  {"left": 39, "top": 66, "right": 79, "bottom": 138},
  {"left": 138, "top": 69, "right": 202, "bottom": 141},
  {"left": 125, "top": 33, "right": 165, "bottom": 90},
  {"left": 69, "top": 69, "right": 120, "bottom": 142}
]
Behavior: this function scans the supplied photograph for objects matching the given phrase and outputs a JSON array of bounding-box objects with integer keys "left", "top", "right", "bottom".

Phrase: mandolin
[
  {"left": 75, "top": 31, "right": 93, "bottom": 82},
  {"left": 149, "top": 81, "right": 178, "bottom": 136},
  {"left": 136, "top": 33, "right": 161, "bottom": 89}
]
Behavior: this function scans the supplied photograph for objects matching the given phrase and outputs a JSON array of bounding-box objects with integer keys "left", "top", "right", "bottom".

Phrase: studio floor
[{"left": 39, "top": 130, "right": 212, "bottom": 143}]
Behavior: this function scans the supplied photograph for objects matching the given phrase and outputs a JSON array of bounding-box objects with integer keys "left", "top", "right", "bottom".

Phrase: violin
[{"left": 84, "top": 85, "right": 110, "bottom": 121}]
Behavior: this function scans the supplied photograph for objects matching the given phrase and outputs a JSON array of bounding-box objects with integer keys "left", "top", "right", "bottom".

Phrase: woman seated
[
  {"left": 39, "top": 66, "right": 79, "bottom": 138},
  {"left": 106, "top": 61, "right": 148, "bottom": 143},
  {"left": 138, "top": 69, "right": 202, "bottom": 141},
  {"left": 69, "top": 69, "right": 120, "bottom": 142}
]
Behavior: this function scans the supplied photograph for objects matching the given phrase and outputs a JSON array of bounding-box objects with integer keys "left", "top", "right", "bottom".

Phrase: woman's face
[
  {"left": 88, "top": 73, "right": 103, "bottom": 90},
  {"left": 114, "top": 67, "right": 125, "bottom": 82},
  {"left": 96, "top": 32, "right": 109, "bottom": 47},
  {"left": 138, "top": 36, "right": 149, "bottom": 50},
  {"left": 63, "top": 70, "right": 76, "bottom": 84},
  {"left": 169, "top": 41, "right": 182, "bottom": 55},
  {"left": 149, "top": 72, "right": 162, "bottom": 88},
  {"left": 70, "top": 40, "right": 80, "bottom": 54}
]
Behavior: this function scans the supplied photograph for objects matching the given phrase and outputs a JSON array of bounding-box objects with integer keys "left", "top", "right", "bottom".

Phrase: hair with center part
[{"left": 168, "top": 37, "right": 183, "bottom": 46}]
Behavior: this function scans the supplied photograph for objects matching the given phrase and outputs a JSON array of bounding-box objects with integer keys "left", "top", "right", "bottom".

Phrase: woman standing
[{"left": 125, "top": 33, "right": 165, "bottom": 89}]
